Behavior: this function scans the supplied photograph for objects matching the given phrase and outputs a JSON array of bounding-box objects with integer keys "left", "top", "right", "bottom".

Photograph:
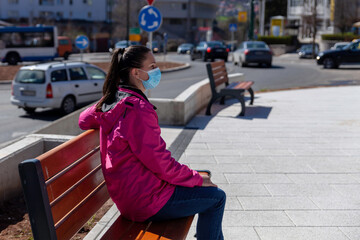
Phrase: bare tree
[
  {"left": 334, "top": 0, "right": 359, "bottom": 33},
  {"left": 111, "top": 0, "right": 145, "bottom": 41}
]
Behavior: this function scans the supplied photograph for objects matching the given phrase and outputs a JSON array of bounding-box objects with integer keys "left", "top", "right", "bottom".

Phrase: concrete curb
[{"left": 161, "top": 62, "right": 191, "bottom": 73}]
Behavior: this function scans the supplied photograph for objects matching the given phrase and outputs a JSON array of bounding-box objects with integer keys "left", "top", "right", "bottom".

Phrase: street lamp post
[
  {"left": 126, "top": 0, "right": 130, "bottom": 44},
  {"left": 248, "top": 0, "right": 255, "bottom": 40}
]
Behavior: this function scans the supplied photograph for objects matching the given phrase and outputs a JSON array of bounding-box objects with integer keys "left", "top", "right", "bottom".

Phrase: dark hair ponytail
[{"left": 96, "top": 45, "right": 150, "bottom": 110}]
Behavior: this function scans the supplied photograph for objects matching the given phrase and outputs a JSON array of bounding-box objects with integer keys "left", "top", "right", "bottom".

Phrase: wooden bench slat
[
  {"left": 38, "top": 129, "right": 100, "bottom": 180},
  {"left": 233, "top": 81, "right": 254, "bottom": 90},
  {"left": 46, "top": 151, "right": 101, "bottom": 202},
  {"left": 211, "top": 64, "right": 227, "bottom": 75},
  {"left": 159, "top": 216, "right": 194, "bottom": 240},
  {"left": 50, "top": 166, "right": 104, "bottom": 224},
  {"left": 209, "top": 61, "right": 225, "bottom": 69},
  {"left": 55, "top": 182, "right": 109, "bottom": 240},
  {"left": 99, "top": 216, "right": 135, "bottom": 240}
]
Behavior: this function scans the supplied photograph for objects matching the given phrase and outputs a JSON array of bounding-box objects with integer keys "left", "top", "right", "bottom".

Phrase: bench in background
[
  {"left": 206, "top": 60, "right": 254, "bottom": 116},
  {"left": 19, "top": 129, "right": 207, "bottom": 240}
]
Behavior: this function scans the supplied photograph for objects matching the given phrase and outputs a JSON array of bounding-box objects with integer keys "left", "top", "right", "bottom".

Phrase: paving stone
[
  {"left": 238, "top": 196, "right": 319, "bottom": 210},
  {"left": 250, "top": 162, "right": 315, "bottom": 173},
  {"left": 178, "top": 155, "right": 217, "bottom": 164},
  {"left": 218, "top": 183, "right": 271, "bottom": 197},
  {"left": 215, "top": 156, "right": 272, "bottom": 164},
  {"left": 339, "top": 227, "right": 360, "bottom": 240},
  {"left": 310, "top": 196, "right": 360, "bottom": 210},
  {"left": 265, "top": 184, "right": 341, "bottom": 197},
  {"left": 223, "top": 227, "right": 260, "bottom": 240},
  {"left": 331, "top": 184, "right": 360, "bottom": 198},
  {"left": 225, "top": 197, "right": 243, "bottom": 210},
  {"left": 286, "top": 210, "right": 360, "bottom": 226},
  {"left": 223, "top": 211, "right": 294, "bottom": 227},
  {"left": 255, "top": 227, "right": 349, "bottom": 240},
  {"left": 286, "top": 174, "right": 358, "bottom": 184},
  {"left": 225, "top": 173, "right": 293, "bottom": 184},
  {"left": 189, "top": 163, "right": 253, "bottom": 173}
]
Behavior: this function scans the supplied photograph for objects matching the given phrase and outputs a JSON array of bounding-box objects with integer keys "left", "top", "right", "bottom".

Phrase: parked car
[
  {"left": 190, "top": 41, "right": 229, "bottom": 62},
  {"left": 297, "top": 44, "right": 319, "bottom": 59},
  {"left": 177, "top": 43, "right": 194, "bottom": 54},
  {"left": 316, "top": 39, "right": 360, "bottom": 69},
  {"left": 331, "top": 42, "right": 350, "bottom": 50},
  {"left": 147, "top": 41, "right": 163, "bottom": 53},
  {"left": 109, "top": 40, "right": 140, "bottom": 53},
  {"left": 11, "top": 61, "right": 106, "bottom": 114},
  {"left": 57, "top": 36, "right": 72, "bottom": 60},
  {"left": 233, "top": 41, "right": 272, "bottom": 67}
]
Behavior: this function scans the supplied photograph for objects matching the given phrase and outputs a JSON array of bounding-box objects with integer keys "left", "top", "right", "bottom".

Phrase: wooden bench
[
  {"left": 18, "top": 129, "right": 208, "bottom": 240},
  {"left": 206, "top": 60, "right": 254, "bottom": 116}
]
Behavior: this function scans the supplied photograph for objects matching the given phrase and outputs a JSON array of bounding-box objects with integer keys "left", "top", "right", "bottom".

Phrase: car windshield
[
  {"left": 247, "top": 43, "right": 267, "bottom": 49},
  {"left": 181, "top": 44, "right": 193, "bottom": 47},
  {"left": 342, "top": 42, "right": 355, "bottom": 50},
  {"left": 15, "top": 70, "right": 45, "bottom": 84},
  {"left": 207, "top": 42, "right": 224, "bottom": 47}
]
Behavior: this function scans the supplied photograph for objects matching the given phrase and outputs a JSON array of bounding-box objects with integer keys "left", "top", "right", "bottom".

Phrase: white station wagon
[{"left": 11, "top": 61, "right": 106, "bottom": 114}]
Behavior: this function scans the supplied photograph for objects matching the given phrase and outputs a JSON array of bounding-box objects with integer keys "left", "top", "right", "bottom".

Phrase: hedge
[
  {"left": 257, "top": 36, "right": 293, "bottom": 45},
  {"left": 321, "top": 33, "right": 360, "bottom": 41}
]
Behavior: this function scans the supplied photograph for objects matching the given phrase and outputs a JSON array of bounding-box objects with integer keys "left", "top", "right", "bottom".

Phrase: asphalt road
[{"left": 1, "top": 52, "right": 360, "bottom": 146}]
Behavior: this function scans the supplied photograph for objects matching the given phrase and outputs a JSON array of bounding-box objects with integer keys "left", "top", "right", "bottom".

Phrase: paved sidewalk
[
  {"left": 182, "top": 86, "right": 360, "bottom": 240},
  {"left": 87, "top": 86, "right": 360, "bottom": 240}
]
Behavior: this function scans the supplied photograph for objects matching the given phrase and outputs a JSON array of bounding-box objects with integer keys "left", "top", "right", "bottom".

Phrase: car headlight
[{"left": 316, "top": 56, "right": 320, "bottom": 60}]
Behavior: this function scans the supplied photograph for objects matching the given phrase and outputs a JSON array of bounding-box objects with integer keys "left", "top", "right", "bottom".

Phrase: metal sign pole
[
  {"left": 149, "top": 32, "right": 153, "bottom": 53},
  {"left": 81, "top": 49, "right": 83, "bottom": 62},
  {"left": 231, "top": 31, "right": 234, "bottom": 51}
]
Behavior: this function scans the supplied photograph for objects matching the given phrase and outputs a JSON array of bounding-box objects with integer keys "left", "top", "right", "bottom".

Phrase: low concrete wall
[
  {"left": 35, "top": 73, "right": 245, "bottom": 129},
  {"left": 0, "top": 134, "right": 73, "bottom": 204}
]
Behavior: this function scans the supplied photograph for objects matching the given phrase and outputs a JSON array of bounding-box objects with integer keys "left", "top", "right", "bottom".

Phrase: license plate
[
  {"left": 21, "top": 90, "right": 36, "bottom": 96},
  {"left": 216, "top": 49, "right": 223, "bottom": 52},
  {"left": 255, "top": 52, "right": 264, "bottom": 55}
]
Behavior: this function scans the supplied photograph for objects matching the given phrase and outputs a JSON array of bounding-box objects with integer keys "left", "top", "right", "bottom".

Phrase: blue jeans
[{"left": 147, "top": 186, "right": 226, "bottom": 240}]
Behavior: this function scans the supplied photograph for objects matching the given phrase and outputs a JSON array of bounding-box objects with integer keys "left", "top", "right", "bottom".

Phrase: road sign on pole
[
  {"left": 138, "top": 5, "right": 162, "bottom": 32},
  {"left": 75, "top": 35, "right": 89, "bottom": 62},
  {"left": 229, "top": 23, "right": 237, "bottom": 32},
  {"left": 147, "top": 0, "right": 154, "bottom": 5}
]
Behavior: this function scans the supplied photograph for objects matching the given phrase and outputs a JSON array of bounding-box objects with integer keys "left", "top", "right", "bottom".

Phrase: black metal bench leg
[
  {"left": 206, "top": 97, "right": 217, "bottom": 115},
  {"left": 220, "top": 96, "right": 225, "bottom": 105},
  {"left": 238, "top": 97, "right": 246, "bottom": 116},
  {"left": 248, "top": 87, "right": 254, "bottom": 105}
]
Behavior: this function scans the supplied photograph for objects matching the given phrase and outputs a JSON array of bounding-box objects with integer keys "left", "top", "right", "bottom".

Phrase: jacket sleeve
[
  {"left": 78, "top": 104, "right": 100, "bottom": 130},
  {"left": 123, "top": 104, "right": 203, "bottom": 187}
]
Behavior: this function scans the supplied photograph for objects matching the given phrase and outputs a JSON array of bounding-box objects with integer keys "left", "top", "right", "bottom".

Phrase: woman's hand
[{"left": 201, "top": 174, "right": 218, "bottom": 187}]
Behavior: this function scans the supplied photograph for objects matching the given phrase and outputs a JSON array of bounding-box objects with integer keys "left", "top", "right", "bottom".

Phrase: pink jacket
[{"left": 78, "top": 86, "right": 203, "bottom": 222}]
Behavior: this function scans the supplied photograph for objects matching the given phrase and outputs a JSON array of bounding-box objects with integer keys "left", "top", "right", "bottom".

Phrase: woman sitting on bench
[{"left": 78, "top": 45, "right": 226, "bottom": 240}]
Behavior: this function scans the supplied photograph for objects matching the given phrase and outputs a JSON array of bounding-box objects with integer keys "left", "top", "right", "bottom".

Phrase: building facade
[
  {"left": 287, "top": 0, "right": 360, "bottom": 40},
  {"left": 153, "top": 0, "right": 220, "bottom": 42}
]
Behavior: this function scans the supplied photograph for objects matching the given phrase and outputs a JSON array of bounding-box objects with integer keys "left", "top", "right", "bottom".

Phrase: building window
[
  {"left": 182, "top": 3, "right": 187, "bottom": 10},
  {"left": 69, "top": 0, "right": 73, "bottom": 5},
  {"left": 8, "top": 0, "right": 19, "bottom": 4},
  {"left": 56, "top": 12, "right": 63, "bottom": 19},
  {"left": 39, "top": 0, "right": 55, "bottom": 5},
  {"left": 88, "top": 12, "right": 92, "bottom": 18},
  {"left": 57, "top": 0, "right": 64, "bottom": 4},
  {"left": 39, "top": 11, "right": 54, "bottom": 18},
  {"left": 290, "top": 0, "right": 303, "bottom": 7},
  {"left": 83, "top": 0, "right": 92, "bottom": 4},
  {"left": 8, "top": 10, "right": 19, "bottom": 18},
  {"left": 169, "top": 18, "right": 182, "bottom": 25}
]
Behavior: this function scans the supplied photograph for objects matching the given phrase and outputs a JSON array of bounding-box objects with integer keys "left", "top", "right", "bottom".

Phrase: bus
[{"left": 0, "top": 25, "right": 58, "bottom": 65}]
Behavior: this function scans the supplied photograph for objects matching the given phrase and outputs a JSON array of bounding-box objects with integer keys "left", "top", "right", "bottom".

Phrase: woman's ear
[{"left": 131, "top": 68, "right": 139, "bottom": 79}]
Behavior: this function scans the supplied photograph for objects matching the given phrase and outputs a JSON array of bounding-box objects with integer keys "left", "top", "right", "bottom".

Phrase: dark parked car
[
  {"left": 298, "top": 44, "right": 319, "bottom": 59},
  {"left": 190, "top": 41, "right": 229, "bottom": 62},
  {"left": 177, "top": 43, "right": 194, "bottom": 54},
  {"left": 233, "top": 41, "right": 272, "bottom": 67},
  {"left": 317, "top": 39, "right": 360, "bottom": 69}
]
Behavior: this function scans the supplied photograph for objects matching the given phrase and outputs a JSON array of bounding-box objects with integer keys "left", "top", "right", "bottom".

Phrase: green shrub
[
  {"left": 321, "top": 33, "right": 360, "bottom": 41},
  {"left": 257, "top": 36, "right": 293, "bottom": 45}
]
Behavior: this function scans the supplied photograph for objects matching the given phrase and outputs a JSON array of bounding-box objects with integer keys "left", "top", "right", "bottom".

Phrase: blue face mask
[{"left": 138, "top": 67, "right": 161, "bottom": 89}]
